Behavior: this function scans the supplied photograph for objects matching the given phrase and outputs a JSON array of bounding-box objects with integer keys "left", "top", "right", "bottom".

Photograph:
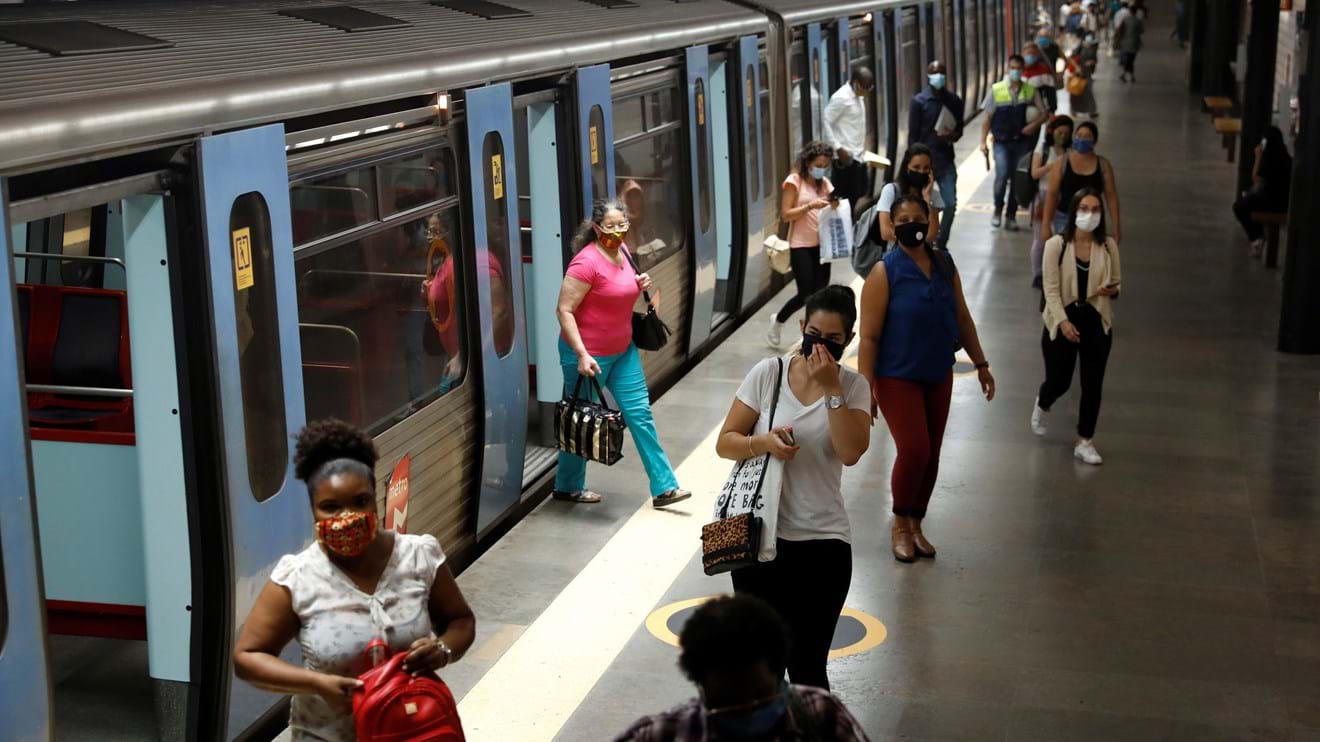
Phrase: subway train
[{"left": 0, "top": 0, "right": 1031, "bottom": 738}]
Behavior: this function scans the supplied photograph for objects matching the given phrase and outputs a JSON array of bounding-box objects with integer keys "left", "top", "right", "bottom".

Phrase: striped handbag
[{"left": 554, "top": 375, "right": 625, "bottom": 466}]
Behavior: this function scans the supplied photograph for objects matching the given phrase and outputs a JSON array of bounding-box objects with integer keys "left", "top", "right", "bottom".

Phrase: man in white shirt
[{"left": 822, "top": 64, "right": 875, "bottom": 212}]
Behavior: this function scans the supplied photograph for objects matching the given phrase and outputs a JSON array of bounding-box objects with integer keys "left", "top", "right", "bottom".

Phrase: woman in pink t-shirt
[
  {"left": 767, "top": 141, "right": 839, "bottom": 349},
  {"left": 553, "top": 198, "right": 690, "bottom": 509}
]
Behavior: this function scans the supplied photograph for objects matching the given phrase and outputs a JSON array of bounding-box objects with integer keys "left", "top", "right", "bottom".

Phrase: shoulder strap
[
  {"left": 619, "top": 247, "right": 655, "bottom": 308},
  {"left": 742, "top": 357, "right": 784, "bottom": 515}
]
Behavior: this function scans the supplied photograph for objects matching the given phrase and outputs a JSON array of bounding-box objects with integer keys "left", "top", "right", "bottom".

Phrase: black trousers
[
  {"left": 1038, "top": 303, "right": 1113, "bottom": 440},
  {"left": 1232, "top": 190, "right": 1284, "bottom": 242},
  {"left": 831, "top": 157, "right": 869, "bottom": 207},
  {"left": 776, "top": 247, "right": 833, "bottom": 323},
  {"left": 730, "top": 538, "right": 852, "bottom": 691}
]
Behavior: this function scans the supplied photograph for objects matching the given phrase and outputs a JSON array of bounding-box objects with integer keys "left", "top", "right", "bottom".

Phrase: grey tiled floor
[{"left": 456, "top": 22, "right": 1320, "bottom": 742}]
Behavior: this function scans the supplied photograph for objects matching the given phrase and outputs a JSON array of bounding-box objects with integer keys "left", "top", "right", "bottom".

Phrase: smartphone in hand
[{"left": 775, "top": 427, "right": 796, "bottom": 446}]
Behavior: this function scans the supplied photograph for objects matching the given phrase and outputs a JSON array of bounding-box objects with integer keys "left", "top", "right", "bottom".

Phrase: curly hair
[
  {"left": 678, "top": 595, "right": 790, "bottom": 684},
  {"left": 794, "top": 140, "right": 835, "bottom": 181},
  {"left": 293, "top": 419, "right": 378, "bottom": 487}
]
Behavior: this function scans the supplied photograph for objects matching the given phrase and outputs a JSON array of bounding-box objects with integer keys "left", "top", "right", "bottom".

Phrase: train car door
[
  {"left": 0, "top": 180, "right": 54, "bottom": 742},
  {"left": 735, "top": 35, "right": 768, "bottom": 313},
  {"left": 708, "top": 51, "right": 740, "bottom": 328},
  {"left": 875, "top": 10, "right": 899, "bottom": 182},
  {"left": 465, "top": 83, "right": 529, "bottom": 535},
  {"left": 685, "top": 45, "right": 717, "bottom": 347},
  {"left": 194, "top": 124, "right": 310, "bottom": 738},
  {"left": 575, "top": 64, "right": 615, "bottom": 212}
]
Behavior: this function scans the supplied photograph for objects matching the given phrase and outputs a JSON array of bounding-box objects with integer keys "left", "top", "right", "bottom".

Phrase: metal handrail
[
  {"left": 27, "top": 384, "right": 132, "bottom": 398},
  {"left": 12, "top": 252, "right": 126, "bottom": 271}
]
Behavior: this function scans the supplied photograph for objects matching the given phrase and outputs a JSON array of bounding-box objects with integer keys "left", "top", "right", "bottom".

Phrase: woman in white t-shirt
[
  {"left": 715, "top": 285, "right": 872, "bottom": 691},
  {"left": 233, "top": 420, "right": 476, "bottom": 741},
  {"left": 870, "top": 143, "right": 945, "bottom": 252}
]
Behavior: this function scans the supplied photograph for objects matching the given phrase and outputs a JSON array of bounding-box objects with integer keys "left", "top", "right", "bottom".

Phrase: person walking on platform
[
  {"left": 1022, "top": 41, "right": 1058, "bottom": 112},
  {"left": 233, "top": 420, "right": 477, "bottom": 742},
  {"left": 908, "top": 60, "right": 964, "bottom": 249},
  {"left": 1233, "top": 126, "right": 1293, "bottom": 257},
  {"left": 1030, "top": 115, "right": 1074, "bottom": 286},
  {"left": 823, "top": 63, "right": 875, "bottom": 213},
  {"left": 555, "top": 199, "right": 691, "bottom": 508},
  {"left": 767, "top": 142, "right": 838, "bottom": 348},
  {"left": 868, "top": 143, "right": 945, "bottom": 250},
  {"left": 979, "top": 54, "right": 1048, "bottom": 231},
  {"left": 718, "top": 286, "right": 872, "bottom": 690},
  {"left": 1117, "top": 4, "right": 1145, "bottom": 83},
  {"left": 1065, "top": 34, "right": 1101, "bottom": 117},
  {"left": 1032, "top": 188, "right": 1121, "bottom": 465},
  {"left": 1036, "top": 24, "right": 1062, "bottom": 71},
  {"left": 615, "top": 595, "right": 872, "bottom": 741},
  {"left": 859, "top": 195, "right": 995, "bottom": 563},
  {"left": 1041, "top": 121, "right": 1120, "bottom": 244}
]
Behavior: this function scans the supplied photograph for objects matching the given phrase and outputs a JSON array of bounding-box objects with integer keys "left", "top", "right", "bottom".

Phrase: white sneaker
[
  {"left": 1074, "top": 439, "right": 1103, "bottom": 465},
  {"left": 1031, "top": 398, "right": 1049, "bottom": 436},
  {"left": 766, "top": 314, "right": 784, "bottom": 348}
]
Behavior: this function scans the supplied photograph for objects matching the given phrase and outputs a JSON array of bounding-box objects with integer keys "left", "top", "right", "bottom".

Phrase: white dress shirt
[{"left": 822, "top": 83, "right": 867, "bottom": 159}]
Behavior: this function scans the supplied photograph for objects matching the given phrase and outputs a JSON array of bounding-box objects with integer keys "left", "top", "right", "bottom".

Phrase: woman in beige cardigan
[{"left": 1031, "top": 187, "right": 1121, "bottom": 465}]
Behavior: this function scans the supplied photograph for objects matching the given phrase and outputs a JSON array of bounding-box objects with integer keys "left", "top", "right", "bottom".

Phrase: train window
[
  {"left": 295, "top": 207, "right": 467, "bottom": 434},
  {"left": 230, "top": 193, "right": 289, "bottom": 501},
  {"left": 744, "top": 63, "right": 759, "bottom": 203},
  {"left": 613, "top": 86, "right": 685, "bottom": 272},
  {"left": 481, "top": 132, "right": 516, "bottom": 359},
  {"left": 587, "top": 105, "right": 608, "bottom": 204},
  {"left": 379, "top": 150, "right": 456, "bottom": 217},
  {"left": 614, "top": 95, "right": 644, "bottom": 140},
  {"left": 290, "top": 168, "right": 377, "bottom": 245},
  {"left": 694, "top": 78, "right": 711, "bottom": 235}
]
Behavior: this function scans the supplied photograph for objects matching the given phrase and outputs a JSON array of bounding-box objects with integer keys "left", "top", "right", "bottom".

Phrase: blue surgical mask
[
  {"left": 706, "top": 695, "right": 788, "bottom": 740},
  {"left": 1072, "top": 138, "right": 1095, "bottom": 154},
  {"left": 1008, "top": 69, "right": 1023, "bottom": 82},
  {"left": 928, "top": 73, "right": 947, "bottom": 89},
  {"left": 1037, "top": 35, "right": 1050, "bottom": 46},
  {"left": 809, "top": 166, "right": 829, "bottom": 180},
  {"left": 1024, "top": 53, "right": 1039, "bottom": 66}
]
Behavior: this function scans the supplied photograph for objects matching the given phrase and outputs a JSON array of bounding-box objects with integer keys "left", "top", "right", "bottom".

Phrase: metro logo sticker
[
  {"left": 232, "top": 227, "right": 254, "bottom": 291},
  {"left": 386, "top": 454, "right": 410, "bottom": 533}
]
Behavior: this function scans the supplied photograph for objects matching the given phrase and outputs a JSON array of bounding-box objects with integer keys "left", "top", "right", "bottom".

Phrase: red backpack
[{"left": 352, "top": 650, "right": 466, "bottom": 742}]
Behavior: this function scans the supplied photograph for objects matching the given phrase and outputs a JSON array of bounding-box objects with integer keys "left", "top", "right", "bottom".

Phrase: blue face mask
[
  {"left": 1008, "top": 69, "right": 1023, "bottom": 83},
  {"left": 1037, "top": 36, "right": 1050, "bottom": 47},
  {"left": 1072, "top": 138, "right": 1095, "bottom": 154},
  {"left": 928, "top": 73, "right": 947, "bottom": 89},
  {"left": 1024, "top": 54, "right": 1039, "bottom": 66},
  {"left": 706, "top": 695, "right": 788, "bottom": 740},
  {"left": 809, "top": 166, "right": 829, "bottom": 180}
]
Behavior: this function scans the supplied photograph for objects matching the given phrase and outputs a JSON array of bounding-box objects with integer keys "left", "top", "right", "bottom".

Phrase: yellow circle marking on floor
[{"left": 645, "top": 596, "right": 887, "bottom": 659}]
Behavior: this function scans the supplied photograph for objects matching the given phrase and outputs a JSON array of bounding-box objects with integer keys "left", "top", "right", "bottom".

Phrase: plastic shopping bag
[{"left": 818, "top": 199, "right": 853, "bottom": 263}]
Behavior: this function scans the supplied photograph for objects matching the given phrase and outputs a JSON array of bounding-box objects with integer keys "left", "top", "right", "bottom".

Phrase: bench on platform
[
  {"left": 1251, "top": 211, "right": 1287, "bottom": 268},
  {"left": 1203, "top": 96, "right": 1233, "bottom": 117},
  {"left": 1214, "top": 117, "right": 1241, "bottom": 163}
]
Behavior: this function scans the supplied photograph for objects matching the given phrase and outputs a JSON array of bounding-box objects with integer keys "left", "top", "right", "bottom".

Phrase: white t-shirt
[
  {"left": 878, "top": 180, "right": 945, "bottom": 212},
  {"left": 272, "top": 533, "right": 446, "bottom": 742},
  {"left": 735, "top": 355, "right": 871, "bottom": 543}
]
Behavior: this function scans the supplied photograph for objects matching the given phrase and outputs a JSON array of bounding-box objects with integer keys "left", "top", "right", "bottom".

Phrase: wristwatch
[
  {"left": 436, "top": 639, "right": 453, "bottom": 667},
  {"left": 826, "top": 394, "right": 845, "bottom": 410}
]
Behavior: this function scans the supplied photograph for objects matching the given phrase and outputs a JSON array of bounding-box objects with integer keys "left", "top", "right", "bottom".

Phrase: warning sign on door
[
  {"left": 232, "top": 227, "right": 254, "bottom": 291},
  {"left": 491, "top": 153, "right": 505, "bottom": 200},
  {"left": 589, "top": 125, "right": 600, "bottom": 165}
]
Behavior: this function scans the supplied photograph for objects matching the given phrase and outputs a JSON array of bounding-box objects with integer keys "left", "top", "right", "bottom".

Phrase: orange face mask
[
  {"left": 316, "top": 510, "right": 378, "bottom": 558},
  {"left": 596, "top": 230, "right": 624, "bottom": 250}
]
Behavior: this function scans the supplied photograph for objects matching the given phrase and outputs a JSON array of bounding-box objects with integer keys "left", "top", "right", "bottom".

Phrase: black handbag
[
  {"left": 554, "top": 375, "right": 625, "bottom": 466},
  {"left": 620, "top": 248, "right": 672, "bottom": 352}
]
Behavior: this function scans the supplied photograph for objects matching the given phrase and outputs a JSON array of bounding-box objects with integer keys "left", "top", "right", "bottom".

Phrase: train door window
[
  {"left": 289, "top": 168, "right": 377, "bottom": 245},
  {"left": 613, "top": 85, "right": 686, "bottom": 272},
  {"left": 789, "top": 36, "right": 806, "bottom": 154},
  {"left": 229, "top": 193, "right": 289, "bottom": 501},
  {"left": 379, "top": 151, "right": 455, "bottom": 216},
  {"left": 694, "top": 78, "right": 711, "bottom": 236},
  {"left": 744, "top": 62, "right": 759, "bottom": 205},
  {"left": 587, "top": 105, "right": 608, "bottom": 204},
  {"left": 481, "top": 132, "right": 516, "bottom": 359}
]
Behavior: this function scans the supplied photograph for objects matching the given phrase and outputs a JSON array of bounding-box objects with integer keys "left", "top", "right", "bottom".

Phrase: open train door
[
  {"left": 0, "top": 179, "right": 54, "bottom": 742},
  {"left": 464, "top": 83, "right": 529, "bottom": 536},
  {"left": 192, "top": 124, "right": 311, "bottom": 739}
]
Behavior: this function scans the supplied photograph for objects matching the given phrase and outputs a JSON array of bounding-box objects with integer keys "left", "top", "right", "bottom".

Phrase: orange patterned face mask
[{"left": 316, "top": 510, "right": 378, "bottom": 558}]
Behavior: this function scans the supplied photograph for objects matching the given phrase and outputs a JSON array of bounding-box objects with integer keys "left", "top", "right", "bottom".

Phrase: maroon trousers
[{"left": 873, "top": 373, "right": 954, "bottom": 518}]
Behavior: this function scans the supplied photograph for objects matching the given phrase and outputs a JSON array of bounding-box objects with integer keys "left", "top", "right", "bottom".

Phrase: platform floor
[{"left": 442, "top": 21, "right": 1320, "bottom": 742}]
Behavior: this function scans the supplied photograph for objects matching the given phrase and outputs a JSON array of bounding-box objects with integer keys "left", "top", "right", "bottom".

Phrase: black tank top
[{"left": 1058, "top": 154, "right": 1106, "bottom": 214}]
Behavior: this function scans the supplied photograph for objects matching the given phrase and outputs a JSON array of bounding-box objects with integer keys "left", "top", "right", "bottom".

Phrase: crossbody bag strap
[
  {"left": 619, "top": 246, "right": 655, "bottom": 308},
  {"left": 745, "top": 357, "right": 785, "bottom": 513}
]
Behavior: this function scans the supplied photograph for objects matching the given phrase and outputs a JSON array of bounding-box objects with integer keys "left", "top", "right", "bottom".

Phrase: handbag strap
[
  {"left": 570, "top": 374, "right": 614, "bottom": 412},
  {"left": 618, "top": 247, "right": 656, "bottom": 309},
  {"left": 718, "top": 358, "right": 784, "bottom": 520}
]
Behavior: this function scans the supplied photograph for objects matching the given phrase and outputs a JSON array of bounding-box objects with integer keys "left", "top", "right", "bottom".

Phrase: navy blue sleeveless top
[{"left": 874, "top": 248, "right": 959, "bottom": 383}]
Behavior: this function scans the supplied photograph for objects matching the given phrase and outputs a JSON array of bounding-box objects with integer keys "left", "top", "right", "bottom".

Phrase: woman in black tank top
[{"left": 1042, "top": 121, "right": 1121, "bottom": 243}]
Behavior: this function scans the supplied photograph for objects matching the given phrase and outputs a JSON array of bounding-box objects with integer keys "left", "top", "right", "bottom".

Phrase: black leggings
[
  {"left": 1038, "top": 304, "right": 1113, "bottom": 439},
  {"left": 776, "top": 247, "right": 833, "bottom": 323},
  {"left": 730, "top": 538, "right": 852, "bottom": 690}
]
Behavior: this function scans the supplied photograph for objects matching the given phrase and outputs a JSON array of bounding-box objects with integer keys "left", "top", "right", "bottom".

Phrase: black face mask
[
  {"left": 904, "top": 170, "right": 930, "bottom": 190},
  {"left": 801, "top": 333, "right": 846, "bottom": 362},
  {"left": 894, "top": 221, "right": 929, "bottom": 248}
]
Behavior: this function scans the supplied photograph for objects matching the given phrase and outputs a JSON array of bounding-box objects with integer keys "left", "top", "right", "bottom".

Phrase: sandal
[{"left": 552, "top": 489, "right": 602, "bottom": 504}]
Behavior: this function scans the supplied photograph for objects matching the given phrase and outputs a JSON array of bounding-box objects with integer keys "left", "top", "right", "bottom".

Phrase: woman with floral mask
[
  {"left": 767, "top": 141, "right": 839, "bottom": 348},
  {"left": 859, "top": 195, "right": 995, "bottom": 563},
  {"left": 554, "top": 198, "right": 690, "bottom": 508},
  {"left": 716, "top": 285, "right": 871, "bottom": 690},
  {"left": 1029, "top": 115, "right": 1074, "bottom": 287},
  {"left": 233, "top": 419, "right": 476, "bottom": 741},
  {"left": 1032, "top": 188, "right": 1121, "bottom": 465}
]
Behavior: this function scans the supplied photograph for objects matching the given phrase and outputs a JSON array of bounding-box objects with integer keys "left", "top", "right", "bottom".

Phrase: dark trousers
[
  {"left": 873, "top": 374, "right": 954, "bottom": 518},
  {"left": 831, "top": 157, "right": 869, "bottom": 208},
  {"left": 1232, "top": 190, "right": 1283, "bottom": 242},
  {"left": 776, "top": 247, "right": 832, "bottom": 323},
  {"left": 1119, "top": 51, "right": 1137, "bottom": 76},
  {"left": 1038, "top": 304, "right": 1112, "bottom": 439},
  {"left": 731, "top": 538, "right": 852, "bottom": 691}
]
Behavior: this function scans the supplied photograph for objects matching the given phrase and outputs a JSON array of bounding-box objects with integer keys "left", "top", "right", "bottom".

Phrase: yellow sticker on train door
[
  {"left": 697, "top": 91, "right": 705, "bottom": 126},
  {"left": 232, "top": 227, "right": 254, "bottom": 291},
  {"left": 491, "top": 153, "right": 504, "bottom": 200},
  {"left": 589, "top": 125, "right": 600, "bottom": 165},
  {"left": 746, "top": 78, "right": 753, "bottom": 108}
]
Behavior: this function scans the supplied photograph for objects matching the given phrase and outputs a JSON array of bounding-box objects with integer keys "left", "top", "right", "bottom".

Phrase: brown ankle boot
[
  {"left": 911, "top": 517, "right": 936, "bottom": 558},
  {"left": 892, "top": 517, "right": 916, "bottom": 563}
]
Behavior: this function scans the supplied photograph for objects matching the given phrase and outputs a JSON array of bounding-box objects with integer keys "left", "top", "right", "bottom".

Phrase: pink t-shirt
[
  {"left": 784, "top": 172, "right": 834, "bottom": 248},
  {"left": 564, "top": 243, "right": 642, "bottom": 356}
]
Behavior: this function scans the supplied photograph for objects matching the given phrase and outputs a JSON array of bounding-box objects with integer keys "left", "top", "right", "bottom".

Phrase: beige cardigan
[{"left": 1041, "top": 235, "right": 1122, "bottom": 339}]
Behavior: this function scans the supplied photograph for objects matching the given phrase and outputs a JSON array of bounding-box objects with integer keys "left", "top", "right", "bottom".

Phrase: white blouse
[{"left": 271, "top": 533, "right": 446, "bottom": 741}]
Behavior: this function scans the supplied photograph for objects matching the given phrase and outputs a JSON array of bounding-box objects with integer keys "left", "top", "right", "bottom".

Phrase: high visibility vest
[{"left": 989, "top": 80, "right": 1037, "bottom": 142}]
